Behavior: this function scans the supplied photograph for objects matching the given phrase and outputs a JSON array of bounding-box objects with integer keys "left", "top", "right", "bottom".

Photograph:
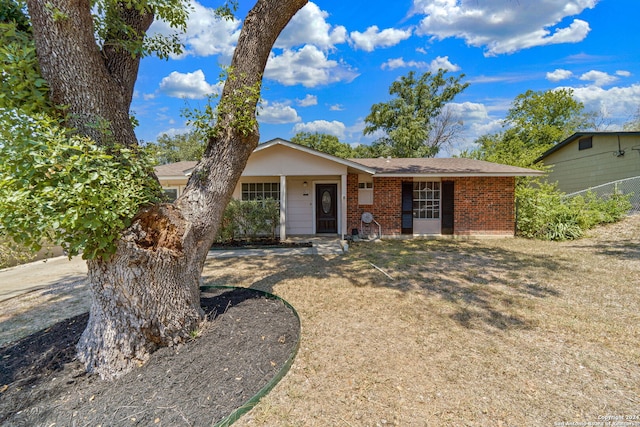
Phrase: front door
[{"left": 316, "top": 183, "right": 337, "bottom": 233}]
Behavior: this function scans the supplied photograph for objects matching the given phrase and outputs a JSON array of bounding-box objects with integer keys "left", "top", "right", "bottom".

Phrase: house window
[
  {"left": 241, "top": 182, "right": 280, "bottom": 202},
  {"left": 358, "top": 176, "right": 373, "bottom": 205},
  {"left": 413, "top": 181, "right": 440, "bottom": 219},
  {"left": 163, "top": 188, "right": 178, "bottom": 202},
  {"left": 578, "top": 136, "right": 592, "bottom": 150}
]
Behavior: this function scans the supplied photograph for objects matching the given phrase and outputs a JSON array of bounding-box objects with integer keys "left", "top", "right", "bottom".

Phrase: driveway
[{"left": 0, "top": 256, "right": 88, "bottom": 303}]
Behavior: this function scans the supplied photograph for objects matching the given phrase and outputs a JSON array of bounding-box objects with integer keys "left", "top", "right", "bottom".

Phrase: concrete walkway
[
  {"left": 0, "top": 237, "right": 345, "bottom": 302},
  {"left": 0, "top": 256, "right": 88, "bottom": 303},
  {"left": 208, "top": 236, "right": 346, "bottom": 258}
]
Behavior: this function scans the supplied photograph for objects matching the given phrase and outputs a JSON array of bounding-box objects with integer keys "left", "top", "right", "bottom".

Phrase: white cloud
[
  {"left": 448, "top": 102, "right": 490, "bottom": 122},
  {"left": 297, "top": 94, "right": 318, "bottom": 107},
  {"left": 429, "top": 56, "right": 461, "bottom": 72},
  {"left": 547, "top": 69, "right": 574, "bottom": 82},
  {"left": 265, "top": 45, "right": 359, "bottom": 87},
  {"left": 292, "top": 120, "right": 346, "bottom": 139},
  {"left": 567, "top": 84, "right": 640, "bottom": 121},
  {"left": 155, "top": 127, "right": 191, "bottom": 140},
  {"left": 413, "top": 0, "right": 597, "bottom": 56},
  {"left": 329, "top": 104, "right": 344, "bottom": 111},
  {"left": 349, "top": 25, "right": 412, "bottom": 52},
  {"left": 275, "top": 2, "right": 347, "bottom": 50},
  {"left": 579, "top": 70, "right": 618, "bottom": 87},
  {"left": 258, "top": 101, "right": 301, "bottom": 124},
  {"left": 158, "top": 70, "right": 222, "bottom": 99},
  {"left": 382, "top": 57, "right": 428, "bottom": 70},
  {"left": 441, "top": 101, "right": 501, "bottom": 155},
  {"left": 149, "top": 1, "right": 240, "bottom": 61},
  {"left": 381, "top": 55, "right": 460, "bottom": 72},
  {"left": 616, "top": 70, "right": 632, "bottom": 77}
]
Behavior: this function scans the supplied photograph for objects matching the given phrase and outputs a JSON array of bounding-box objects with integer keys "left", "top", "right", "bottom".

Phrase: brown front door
[{"left": 316, "top": 183, "right": 337, "bottom": 233}]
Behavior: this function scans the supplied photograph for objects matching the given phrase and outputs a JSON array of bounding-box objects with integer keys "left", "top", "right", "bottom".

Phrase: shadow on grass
[
  {"left": 569, "top": 241, "right": 640, "bottom": 261},
  {"left": 0, "top": 276, "right": 89, "bottom": 347},
  {"left": 203, "top": 239, "right": 565, "bottom": 332}
]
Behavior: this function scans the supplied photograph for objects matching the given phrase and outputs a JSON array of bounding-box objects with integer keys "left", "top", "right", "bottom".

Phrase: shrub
[
  {"left": 516, "top": 181, "right": 631, "bottom": 241},
  {"left": 215, "top": 199, "right": 279, "bottom": 242},
  {"left": 0, "top": 236, "right": 32, "bottom": 269}
]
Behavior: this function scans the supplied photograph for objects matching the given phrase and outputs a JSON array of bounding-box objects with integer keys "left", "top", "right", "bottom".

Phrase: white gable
[{"left": 243, "top": 143, "right": 349, "bottom": 176}]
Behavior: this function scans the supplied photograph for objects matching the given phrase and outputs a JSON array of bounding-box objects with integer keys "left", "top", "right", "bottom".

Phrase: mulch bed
[
  {"left": 211, "top": 238, "right": 312, "bottom": 250},
  {"left": 0, "top": 287, "right": 300, "bottom": 426}
]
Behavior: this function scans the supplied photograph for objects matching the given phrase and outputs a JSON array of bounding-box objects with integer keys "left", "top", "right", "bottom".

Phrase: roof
[
  {"left": 350, "top": 157, "right": 543, "bottom": 177},
  {"left": 154, "top": 139, "right": 543, "bottom": 179},
  {"left": 536, "top": 131, "right": 640, "bottom": 163},
  {"left": 154, "top": 161, "right": 197, "bottom": 178}
]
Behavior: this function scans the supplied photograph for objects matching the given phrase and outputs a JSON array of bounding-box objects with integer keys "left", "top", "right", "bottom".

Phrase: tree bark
[
  {"left": 26, "top": 0, "right": 145, "bottom": 147},
  {"left": 26, "top": 0, "right": 307, "bottom": 378}
]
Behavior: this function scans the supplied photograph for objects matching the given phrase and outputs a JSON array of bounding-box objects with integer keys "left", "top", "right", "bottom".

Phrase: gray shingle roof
[
  {"left": 350, "top": 157, "right": 543, "bottom": 176},
  {"left": 154, "top": 161, "right": 197, "bottom": 178}
]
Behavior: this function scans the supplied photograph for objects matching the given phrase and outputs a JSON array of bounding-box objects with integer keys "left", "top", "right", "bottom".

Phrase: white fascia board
[{"left": 159, "top": 175, "right": 191, "bottom": 180}]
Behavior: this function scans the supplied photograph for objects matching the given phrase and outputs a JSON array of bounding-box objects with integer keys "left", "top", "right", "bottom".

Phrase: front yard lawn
[{"left": 203, "top": 215, "right": 640, "bottom": 426}]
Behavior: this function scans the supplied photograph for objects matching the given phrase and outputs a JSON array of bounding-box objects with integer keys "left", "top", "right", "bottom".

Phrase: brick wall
[
  {"left": 347, "top": 174, "right": 403, "bottom": 235},
  {"left": 347, "top": 174, "right": 515, "bottom": 237},
  {"left": 449, "top": 176, "right": 515, "bottom": 236}
]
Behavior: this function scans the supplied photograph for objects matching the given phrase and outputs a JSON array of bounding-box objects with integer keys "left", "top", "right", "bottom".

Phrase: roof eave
[
  {"left": 157, "top": 174, "right": 192, "bottom": 180},
  {"left": 374, "top": 171, "right": 544, "bottom": 178}
]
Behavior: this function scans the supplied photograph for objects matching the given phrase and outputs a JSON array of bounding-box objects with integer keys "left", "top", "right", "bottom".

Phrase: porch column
[
  {"left": 341, "top": 173, "right": 347, "bottom": 240},
  {"left": 279, "top": 175, "right": 287, "bottom": 240}
]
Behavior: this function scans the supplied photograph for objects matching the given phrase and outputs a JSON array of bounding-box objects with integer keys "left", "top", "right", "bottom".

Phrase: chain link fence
[{"left": 565, "top": 175, "right": 640, "bottom": 214}]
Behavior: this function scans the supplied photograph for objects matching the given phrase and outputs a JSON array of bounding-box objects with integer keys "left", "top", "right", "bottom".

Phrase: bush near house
[
  {"left": 516, "top": 181, "right": 632, "bottom": 241},
  {"left": 216, "top": 199, "right": 279, "bottom": 242}
]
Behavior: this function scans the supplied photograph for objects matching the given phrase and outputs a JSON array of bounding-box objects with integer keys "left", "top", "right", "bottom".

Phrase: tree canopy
[
  {"left": 291, "top": 132, "right": 356, "bottom": 158},
  {"left": 148, "top": 131, "right": 206, "bottom": 164},
  {"left": 363, "top": 69, "right": 468, "bottom": 158},
  {"left": 463, "top": 88, "right": 593, "bottom": 168}
]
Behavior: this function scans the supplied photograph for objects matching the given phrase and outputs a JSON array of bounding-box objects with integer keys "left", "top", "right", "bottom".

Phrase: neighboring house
[
  {"left": 155, "top": 138, "right": 542, "bottom": 239},
  {"left": 536, "top": 132, "right": 640, "bottom": 194}
]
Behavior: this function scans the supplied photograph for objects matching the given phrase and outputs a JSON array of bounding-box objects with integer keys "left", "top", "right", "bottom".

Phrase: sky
[{"left": 132, "top": 0, "right": 640, "bottom": 156}]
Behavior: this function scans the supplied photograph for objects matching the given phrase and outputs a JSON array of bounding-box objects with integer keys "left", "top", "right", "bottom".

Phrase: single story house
[
  {"left": 535, "top": 132, "right": 640, "bottom": 194},
  {"left": 155, "top": 138, "right": 543, "bottom": 239}
]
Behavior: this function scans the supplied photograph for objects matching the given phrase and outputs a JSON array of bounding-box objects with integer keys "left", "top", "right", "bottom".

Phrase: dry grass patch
[{"left": 203, "top": 215, "right": 640, "bottom": 426}]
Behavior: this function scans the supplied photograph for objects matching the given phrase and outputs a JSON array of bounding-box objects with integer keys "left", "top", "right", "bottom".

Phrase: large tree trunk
[{"left": 26, "top": 0, "right": 307, "bottom": 378}]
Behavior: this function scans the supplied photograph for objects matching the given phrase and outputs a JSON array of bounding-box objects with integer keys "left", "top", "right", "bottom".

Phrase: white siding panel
[
  {"left": 244, "top": 145, "right": 348, "bottom": 176},
  {"left": 286, "top": 179, "right": 314, "bottom": 235},
  {"left": 413, "top": 219, "right": 441, "bottom": 235}
]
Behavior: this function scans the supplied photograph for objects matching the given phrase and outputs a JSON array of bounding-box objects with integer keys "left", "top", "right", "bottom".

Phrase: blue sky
[{"left": 132, "top": 0, "right": 640, "bottom": 156}]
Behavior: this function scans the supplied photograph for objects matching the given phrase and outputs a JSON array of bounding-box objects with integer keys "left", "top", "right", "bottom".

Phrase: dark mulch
[
  {"left": 0, "top": 288, "right": 300, "bottom": 426},
  {"left": 211, "top": 238, "right": 312, "bottom": 250}
]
